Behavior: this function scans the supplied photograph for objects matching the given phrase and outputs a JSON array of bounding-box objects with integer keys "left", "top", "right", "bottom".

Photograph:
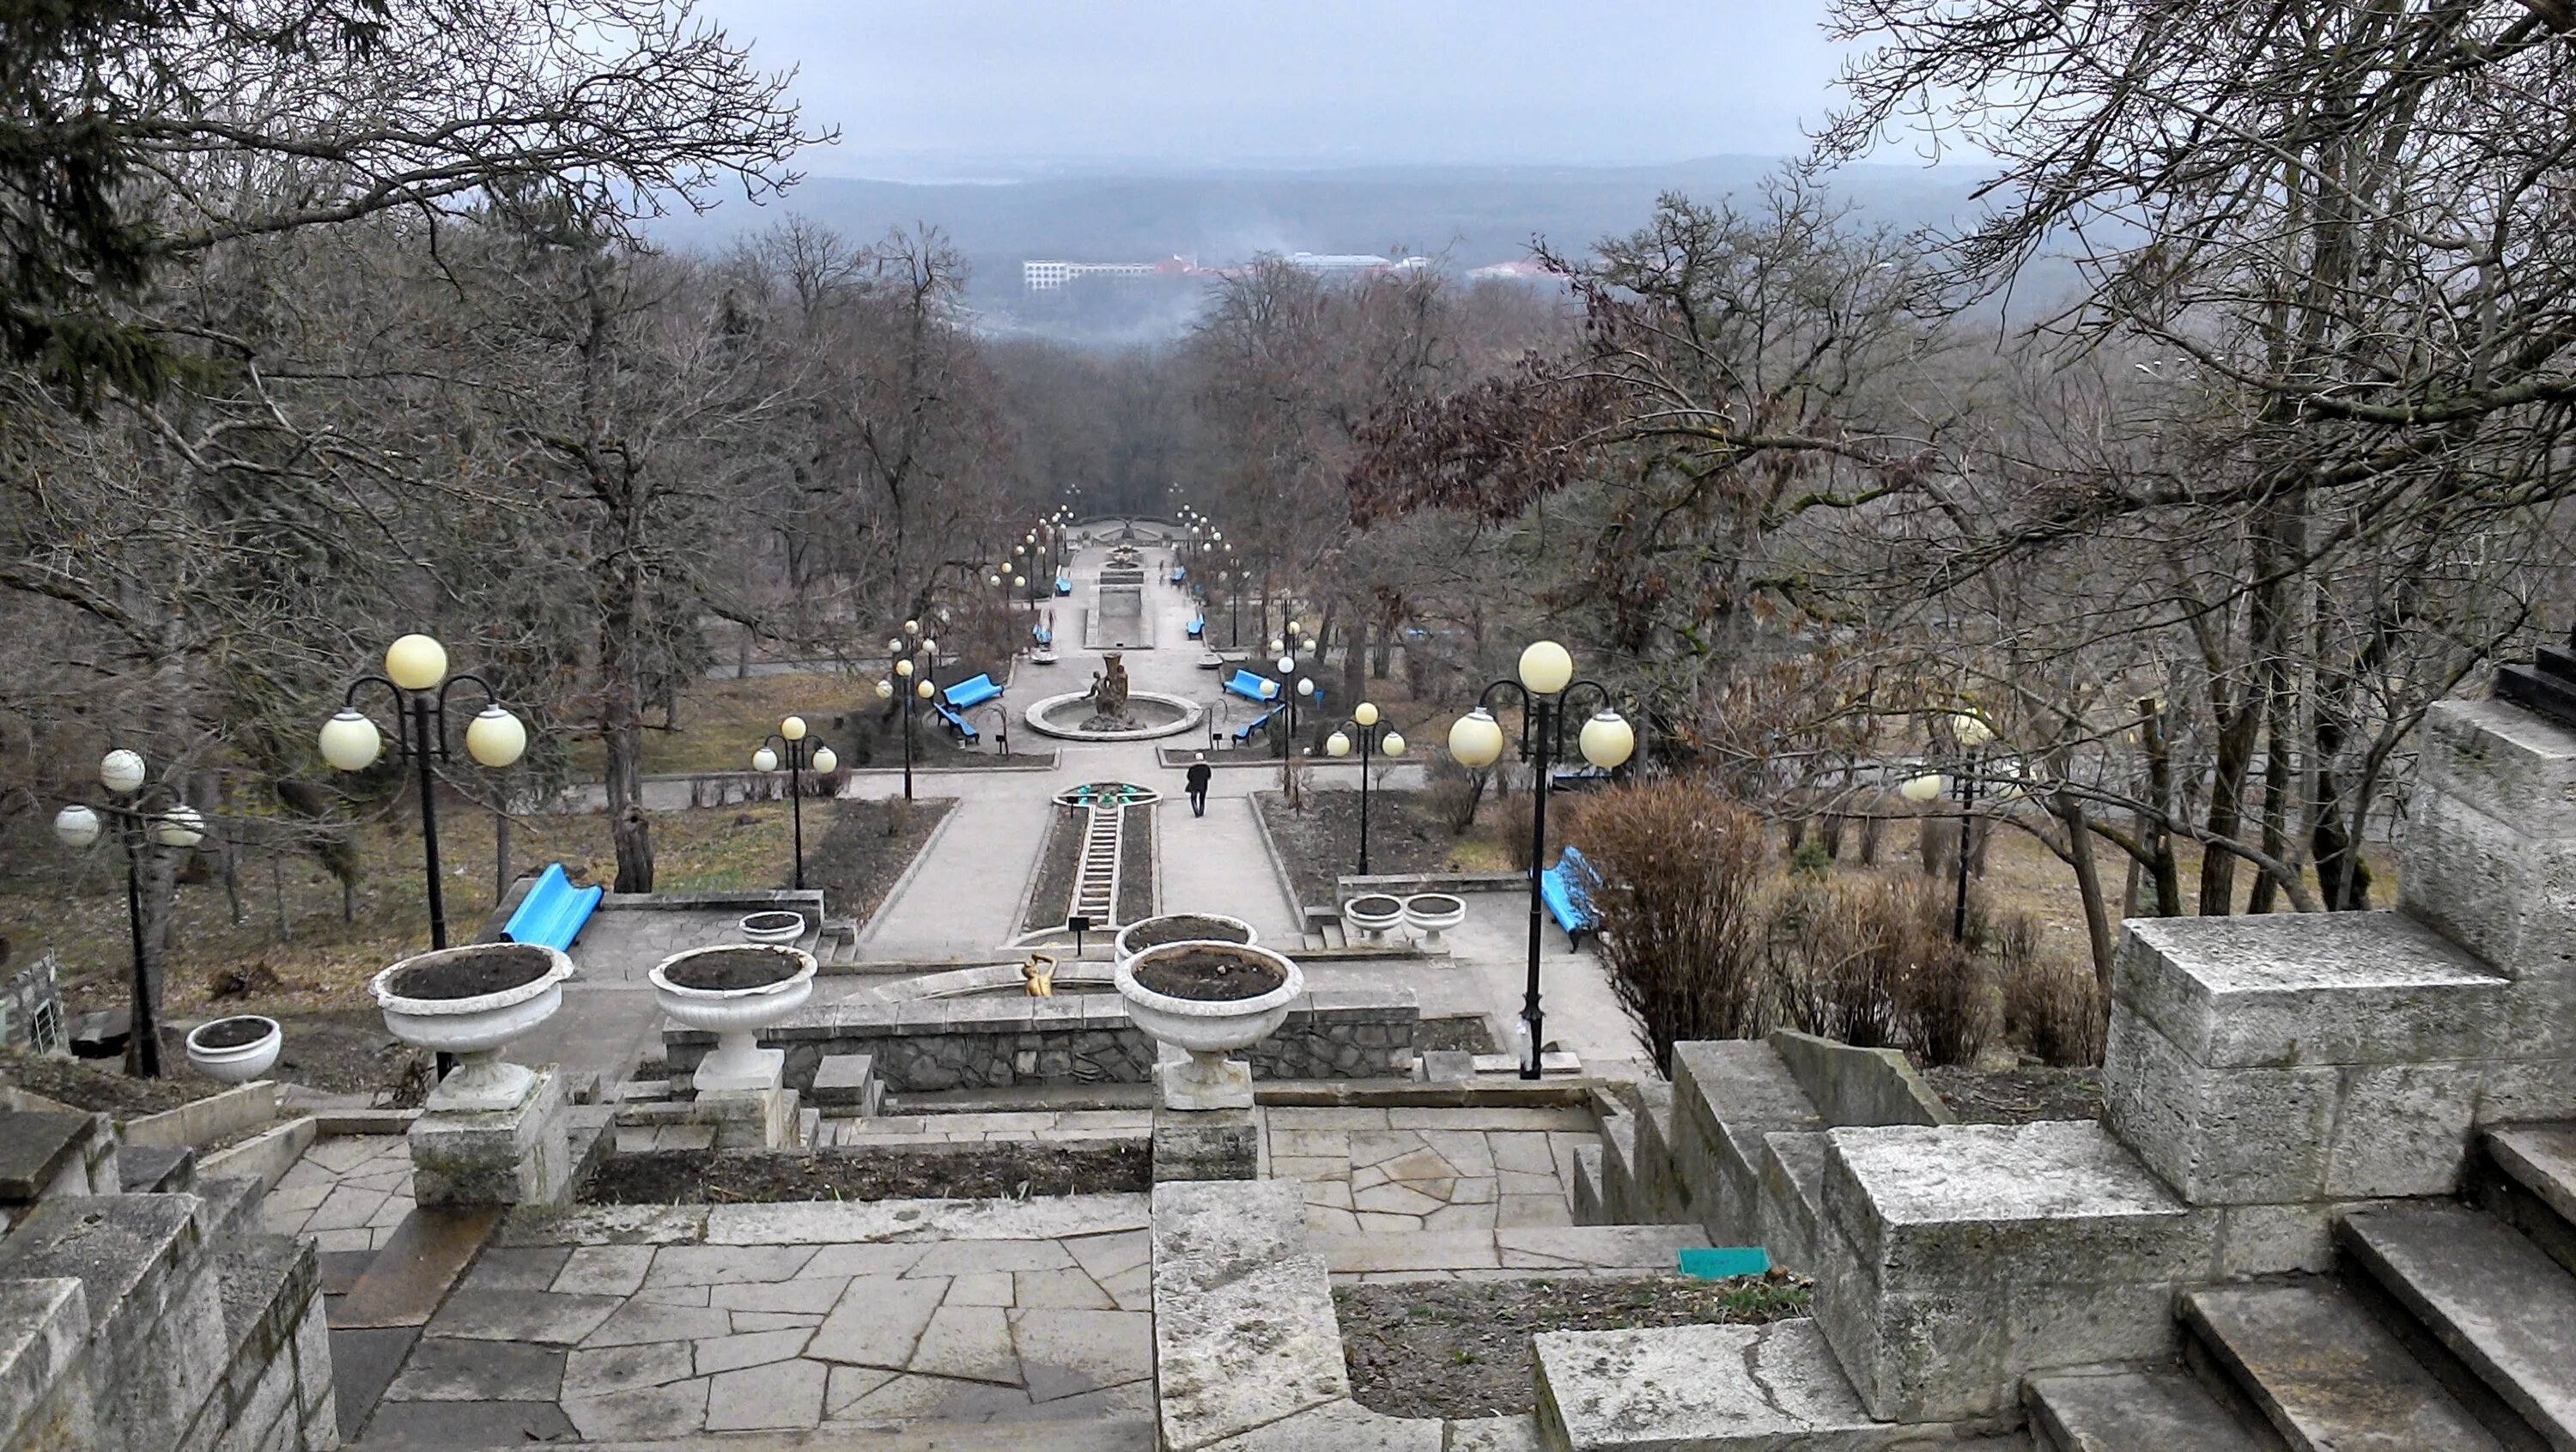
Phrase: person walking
[{"left": 1186, "top": 752, "right": 1212, "bottom": 817}]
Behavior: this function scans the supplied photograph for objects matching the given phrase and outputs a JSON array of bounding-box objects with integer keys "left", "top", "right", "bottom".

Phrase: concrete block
[
  {"left": 694, "top": 1086, "right": 795, "bottom": 1151},
  {"left": 0, "top": 1194, "right": 229, "bottom": 1452},
  {"left": 1669, "top": 1041, "right": 1820, "bottom": 1253},
  {"left": 1569, "top": 1144, "right": 1604, "bottom": 1225},
  {"left": 2403, "top": 780, "right": 2576, "bottom": 983},
  {"left": 0, "top": 1277, "right": 94, "bottom": 1452},
  {"left": 1535, "top": 1319, "right": 1997, "bottom": 1449},
  {"left": 2418, "top": 697, "right": 2576, "bottom": 832},
  {"left": 1150, "top": 1181, "right": 1346, "bottom": 1452},
  {"left": 1153, "top": 1107, "right": 1259, "bottom": 1182},
  {"left": 1814, "top": 1121, "right": 2211, "bottom": 1422},
  {"left": 2105, "top": 1006, "right": 2336, "bottom": 1205},
  {"left": 1766, "top": 1030, "right": 1950, "bottom": 1127},
  {"left": 1758, "top": 1130, "right": 1828, "bottom": 1274},
  {"left": 408, "top": 1070, "right": 572, "bottom": 1207},
  {"left": 2324, "top": 1061, "right": 2482, "bottom": 1198},
  {"left": 197, "top": 1119, "right": 316, "bottom": 1192}
]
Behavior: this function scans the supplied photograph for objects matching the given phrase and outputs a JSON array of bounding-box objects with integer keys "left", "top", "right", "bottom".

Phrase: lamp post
[
  {"left": 319, "top": 633, "right": 530, "bottom": 951},
  {"left": 1445, "top": 641, "right": 1635, "bottom": 1078},
  {"left": 1324, "top": 704, "right": 1406, "bottom": 872},
  {"left": 877, "top": 633, "right": 938, "bottom": 802},
  {"left": 1946, "top": 714, "right": 1992, "bottom": 940},
  {"left": 752, "top": 716, "right": 837, "bottom": 890},
  {"left": 53, "top": 750, "right": 205, "bottom": 1078}
]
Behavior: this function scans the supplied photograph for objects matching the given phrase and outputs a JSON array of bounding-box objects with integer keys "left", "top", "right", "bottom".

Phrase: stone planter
[
  {"left": 374, "top": 942, "right": 572, "bottom": 1111},
  {"left": 1114, "top": 913, "right": 1256, "bottom": 970},
  {"left": 649, "top": 943, "right": 817, "bottom": 1093},
  {"left": 737, "top": 910, "right": 806, "bottom": 944},
  {"left": 1343, "top": 894, "right": 1407, "bottom": 945},
  {"left": 185, "top": 1015, "right": 281, "bottom": 1084},
  {"left": 1115, "top": 939, "right": 1303, "bottom": 1111},
  {"left": 1401, "top": 893, "right": 1467, "bottom": 951}
]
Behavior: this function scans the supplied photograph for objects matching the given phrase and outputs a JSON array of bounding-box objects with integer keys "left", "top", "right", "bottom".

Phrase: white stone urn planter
[
  {"left": 1342, "top": 893, "right": 1407, "bottom": 945},
  {"left": 1115, "top": 939, "right": 1303, "bottom": 1111},
  {"left": 649, "top": 943, "right": 817, "bottom": 1093},
  {"left": 1401, "top": 893, "right": 1467, "bottom": 951},
  {"left": 737, "top": 910, "right": 806, "bottom": 944},
  {"left": 374, "top": 942, "right": 574, "bottom": 1112},
  {"left": 185, "top": 1015, "right": 281, "bottom": 1084},
  {"left": 1114, "top": 912, "right": 1256, "bottom": 970}
]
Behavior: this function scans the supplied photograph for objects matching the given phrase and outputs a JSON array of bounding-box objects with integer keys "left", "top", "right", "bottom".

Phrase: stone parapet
[
  {"left": 0, "top": 1277, "right": 93, "bottom": 1451},
  {"left": 1668, "top": 1041, "right": 1824, "bottom": 1265},
  {"left": 407, "top": 1067, "right": 572, "bottom": 1207}
]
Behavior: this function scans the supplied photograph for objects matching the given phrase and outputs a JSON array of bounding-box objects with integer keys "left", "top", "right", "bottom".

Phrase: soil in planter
[
  {"left": 581, "top": 1140, "right": 1150, "bottom": 1203},
  {"left": 1346, "top": 895, "right": 1404, "bottom": 918},
  {"left": 192, "top": 1017, "right": 273, "bottom": 1050},
  {"left": 663, "top": 947, "right": 804, "bottom": 992},
  {"left": 1116, "top": 804, "right": 1155, "bottom": 924},
  {"left": 386, "top": 944, "right": 556, "bottom": 999},
  {"left": 1338, "top": 1272, "right": 1813, "bottom": 1419},
  {"left": 1020, "top": 805, "right": 1084, "bottom": 933},
  {"left": 739, "top": 911, "right": 805, "bottom": 932},
  {"left": 1122, "top": 914, "right": 1252, "bottom": 952},
  {"left": 1133, "top": 946, "right": 1283, "bottom": 1000}
]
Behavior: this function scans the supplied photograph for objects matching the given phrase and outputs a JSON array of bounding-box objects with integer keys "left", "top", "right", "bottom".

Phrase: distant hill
[{"left": 653, "top": 157, "right": 1990, "bottom": 344}]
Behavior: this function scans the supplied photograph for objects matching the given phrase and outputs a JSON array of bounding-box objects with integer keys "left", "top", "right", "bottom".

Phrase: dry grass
[{"left": 561, "top": 672, "right": 868, "bottom": 776}]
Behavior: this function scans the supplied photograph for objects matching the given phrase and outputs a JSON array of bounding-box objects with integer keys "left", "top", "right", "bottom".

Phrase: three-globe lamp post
[
  {"left": 53, "top": 749, "right": 207, "bottom": 1077},
  {"left": 319, "top": 634, "right": 529, "bottom": 951},
  {"left": 752, "top": 716, "right": 837, "bottom": 891},
  {"left": 877, "top": 628, "right": 939, "bottom": 803},
  {"left": 1323, "top": 704, "right": 1406, "bottom": 873},
  {"left": 1899, "top": 714, "right": 1995, "bottom": 942},
  {"left": 1445, "top": 641, "right": 1635, "bottom": 1078}
]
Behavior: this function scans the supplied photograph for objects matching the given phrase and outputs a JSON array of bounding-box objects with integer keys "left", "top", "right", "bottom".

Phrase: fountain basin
[
  {"left": 1025, "top": 690, "right": 1204, "bottom": 742},
  {"left": 650, "top": 943, "right": 817, "bottom": 1092},
  {"left": 374, "top": 942, "right": 574, "bottom": 1111},
  {"left": 185, "top": 1015, "right": 282, "bottom": 1084}
]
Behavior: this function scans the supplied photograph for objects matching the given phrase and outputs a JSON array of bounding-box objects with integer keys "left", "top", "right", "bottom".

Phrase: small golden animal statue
[{"left": 1022, "top": 952, "right": 1057, "bottom": 998}]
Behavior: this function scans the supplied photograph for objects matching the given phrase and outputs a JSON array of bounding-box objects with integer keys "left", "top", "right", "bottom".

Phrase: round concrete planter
[
  {"left": 373, "top": 943, "right": 574, "bottom": 1111},
  {"left": 1343, "top": 894, "right": 1407, "bottom": 945},
  {"left": 648, "top": 943, "right": 817, "bottom": 1092},
  {"left": 1114, "top": 912, "right": 1256, "bottom": 971},
  {"left": 1400, "top": 893, "right": 1467, "bottom": 951},
  {"left": 185, "top": 1015, "right": 281, "bottom": 1084},
  {"left": 1115, "top": 940, "right": 1303, "bottom": 1102},
  {"left": 737, "top": 910, "right": 806, "bottom": 944}
]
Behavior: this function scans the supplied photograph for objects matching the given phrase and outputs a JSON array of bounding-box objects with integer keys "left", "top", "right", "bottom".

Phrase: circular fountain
[{"left": 1025, "top": 651, "right": 1204, "bottom": 742}]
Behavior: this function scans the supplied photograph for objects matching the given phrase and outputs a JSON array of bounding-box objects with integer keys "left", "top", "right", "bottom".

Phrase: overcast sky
[{"left": 700, "top": 1, "right": 1850, "bottom": 177}]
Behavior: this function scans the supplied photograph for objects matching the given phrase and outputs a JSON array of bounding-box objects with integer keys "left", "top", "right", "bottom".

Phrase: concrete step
[
  {"left": 1315, "top": 1223, "right": 1711, "bottom": 1279},
  {"left": 2182, "top": 1279, "right": 2510, "bottom": 1452},
  {"left": 2340, "top": 1206, "right": 2576, "bottom": 1449},
  {"left": 1535, "top": 1317, "right": 2000, "bottom": 1449},
  {"left": 2026, "top": 1369, "right": 2278, "bottom": 1452},
  {"left": 811, "top": 1054, "right": 879, "bottom": 1111},
  {"left": 363, "top": 1417, "right": 1157, "bottom": 1450},
  {"left": 2490, "top": 1125, "right": 2576, "bottom": 1234}
]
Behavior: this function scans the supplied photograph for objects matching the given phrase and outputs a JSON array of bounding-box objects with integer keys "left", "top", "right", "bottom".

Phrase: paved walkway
[{"left": 1261, "top": 1104, "right": 1597, "bottom": 1236}]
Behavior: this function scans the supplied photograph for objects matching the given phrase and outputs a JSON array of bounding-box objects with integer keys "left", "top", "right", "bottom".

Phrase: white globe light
[
  {"left": 781, "top": 715, "right": 806, "bottom": 741},
  {"left": 888, "top": 637, "right": 904, "bottom": 654},
  {"left": 1326, "top": 732, "right": 1352, "bottom": 758},
  {"left": 1260, "top": 679, "right": 1279, "bottom": 700},
  {"left": 875, "top": 679, "right": 894, "bottom": 700},
  {"left": 1953, "top": 713, "right": 1995, "bottom": 748},
  {"left": 1900, "top": 773, "right": 1947, "bottom": 805},
  {"left": 1381, "top": 732, "right": 1406, "bottom": 757},
  {"left": 987, "top": 574, "right": 1001, "bottom": 586},
  {"left": 99, "top": 748, "right": 147, "bottom": 794},
  {"left": 1355, "top": 702, "right": 1379, "bottom": 727},
  {"left": 318, "top": 711, "right": 382, "bottom": 772},
  {"left": 896, "top": 659, "right": 914, "bottom": 677},
  {"left": 154, "top": 805, "right": 205, "bottom": 848},
  {"left": 1449, "top": 708, "right": 1508, "bottom": 769},
  {"left": 916, "top": 680, "right": 935, "bottom": 699},
  {"left": 920, "top": 638, "right": 937, "bottom": 656},
  {"left": 1579, "top": 711, "right": 1636, "bottom": 770},
  {"left": 385, "top": 633, "right": 448, "bottom": 691},
  {"left": 1297, "top": 678, "right": 1315, "bottom": 696},
  {"left": 464, "top": 706, "right": 528, "bottom": 769},
  {"left": 1277, "top": 655, "right": 1295, "bottom": 674},
  {"left": 1300, "top": 638, "right": 1317, "bottom": 656},
  {"left": 904, "top": 619, "right": 920, "bottom": 635},
  {"left": 1014, "top": 575, "right": 1026, "bottom": 587},
  {"left": 811, "top": 746, "right": 838, "bottom": 775},
  {"left": 753, "top": 746, "right": 780, "bottom": 773},
  {"left": 1268, "top": 638, "right": 1284, "bottom": 654},
  {"left": 53, "top": 805, "right": 101, "bottom": 848},
  {"left": 1518, "top": 640, "right": 1575, "bottom": 696}
]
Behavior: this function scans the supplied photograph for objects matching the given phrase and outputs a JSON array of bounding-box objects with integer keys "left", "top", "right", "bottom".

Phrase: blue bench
[
  {"left": 929, "top": 699, "right": 978, "bottom": 742},
  {"left": 1539, "top": 846, "right": 1600, "bottom": 950},
  {"left": 1234, "top": 705, "right": 1282, "bottom": 742},
  {"left": 944, "top": 674, "right": 1002, "bottom": 710},
  {"left": 1030, "top": 624, "right": 1054, "bottom": 647},
  {"left": 502, "top": 863, "right": 602, "bottom": 953},
  {"left": 1223, "top": 669, "right": 1277, "bottom": 703},
  {"left": 1186, "top": 617, "right": 1205, "bottom": 639},
  {"left": 1054, "top": 574, "right": 1072, "bottom": 596}
]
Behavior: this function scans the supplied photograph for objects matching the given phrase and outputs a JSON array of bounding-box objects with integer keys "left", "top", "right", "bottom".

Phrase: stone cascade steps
[
  {"left": 1072, "top": 805, "right": 1121, "bottom": 924},
  {"left": 2180, "top": 1279, "right": 2512, "bottom": 1452},
  {"left": 2339, "top": 1206, "right": 2576, "bottom": 1449},
  {"left": 2026, "top": 1369, "right": 2280, "bottom": 1452}
]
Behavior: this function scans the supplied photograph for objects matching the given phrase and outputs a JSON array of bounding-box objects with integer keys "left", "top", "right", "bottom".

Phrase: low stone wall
[
  {"left": 1766, "top": 1030, "right": 1950, "bottom": 1128},
  {"left": 663, "top": 985, "right": 1419, "bottom": 1094}
]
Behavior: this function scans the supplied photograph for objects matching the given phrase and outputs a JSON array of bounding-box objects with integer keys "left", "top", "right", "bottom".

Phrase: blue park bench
[
  {"left": 1030, "top": 623, "right": 1054, "bottom": 647},
  {"left": 1054, "top": 574, "right": 1072, "bottom": 596},
  {"left": 1234, "top": 704, "right": 1282, "bottom": 743},
  {"left": 945, "top": 674, "right": 1002, "bottom": 710},
  {"left": 502, "top": 862, "right": 602, "bottom": 953},
  {"left": 929, "top": 700, "right": 977, "bottom": 742},
  {"left": 1539, "top": 845, "right": 1601, "bottom": 951},
  {"left": 1186, "top": 616, "right": 1205, "bottom": 639},
  {"left": 1170, "top": 566, "right": 1187, "bottom": 584},
  {"left": 1223, "top": 669, "right": 1276, "bottom": 703}
]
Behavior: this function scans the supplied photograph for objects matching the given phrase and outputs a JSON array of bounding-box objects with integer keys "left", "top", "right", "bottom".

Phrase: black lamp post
[
  {"left": 52, "top": 750, "right": 205, "bottom": 1078},
  {"left": 877, "top": 629, "right": 939, "bottom": 803},
  {"left": 1325, "top": 706, "right": 1407, "bottom": 873},
  {"left": 319, "top": 633, "right": 529, "bottom": 951},
  {"left": 1446, "top": 641, "right": 1636, "bottom": 1078},
  {"left": 753, "top": 717, "right": 836, "bottom": 891}
]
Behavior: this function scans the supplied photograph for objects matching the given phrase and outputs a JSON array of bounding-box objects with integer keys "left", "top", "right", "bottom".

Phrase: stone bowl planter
[
  {"left": 185, "top": 1015, "right": 281, "bottom": 1084},
  {"left": 1343, "top": 894, "right": 1407, "bottom": 945},
  {"left": 737, "top": 910, "right": 807, "bottom": 945},
  {"left": 648, "top": 943, "right": 817, "bottom": 1092},
  {"left": 373, "top": 942, "right": 574, "bottom": 1111},
  {"left": 1400, "top": 893, "right": 1467, "bottom": 951},
  {"left": 1115, "top": 940, "right": 1303, "bottom": 1109},
  {"left": 1114, "top": 912, "right": 1256, "bottom": 969}
]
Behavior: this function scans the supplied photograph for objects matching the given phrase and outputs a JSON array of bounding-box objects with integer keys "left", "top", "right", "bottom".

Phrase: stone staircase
[
  {"left": 2028, "top": 1121, "right": 2576, "bottom": 1452},
  {"left": 1072, "top": 805, "right": 1121, "bottom": 925}
]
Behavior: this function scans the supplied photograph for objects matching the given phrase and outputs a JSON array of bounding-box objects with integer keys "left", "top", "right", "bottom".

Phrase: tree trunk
[
  {"left": 1340, "top": 613, "right": 1365, "bottom": 711},
  {"left": 2141, "top": 697, "right": 2184, "bottom": 914},
  {"left": 2059, "top": 794, "right": 2117, "bottom": 991}
]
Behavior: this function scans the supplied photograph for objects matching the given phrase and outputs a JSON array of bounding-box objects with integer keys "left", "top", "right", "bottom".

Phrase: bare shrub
[
  {"left": 1425, "top": 757, "right": 1491, "bottom": 835},
  {"left": 2004, "top": 952, "right": 2108, "bottom": 1066},
  {"left": 1917, "top": 815, "right": 1959, "bottom": 878},
  {"left": 880, "top": 795, "right": 916, "bottom": 839},
  {"left": 1904, "top": 928, "right": 1993, "bottom": 1067},
  {"left": 1570, "top": 781, "right": 1774, "bottom": 1072},
  {"left": 1777, "top": 878, "right": 1910, "bottom": 1048}
]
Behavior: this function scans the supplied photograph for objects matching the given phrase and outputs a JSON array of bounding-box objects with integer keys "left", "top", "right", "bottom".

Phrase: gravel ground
[
  {"left": 1337, "top": 1273, "right": 1813, "bottom": 1419},
  {"left": 583, "top": 1140, "right": 1152, "bottom": 1203},
  {"left": 1921, "top": 1065, "right": 2105, "bottom": 1124}
]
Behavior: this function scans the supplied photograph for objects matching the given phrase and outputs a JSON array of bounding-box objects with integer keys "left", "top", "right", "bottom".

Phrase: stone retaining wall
[{"left": 664, "top": 986, "right": 1419, "bottom": 1094}]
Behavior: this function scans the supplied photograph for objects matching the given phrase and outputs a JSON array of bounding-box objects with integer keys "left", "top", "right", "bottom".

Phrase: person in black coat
[{"left": 1185, "top": 753, "right": 1212, "bottom": 817}]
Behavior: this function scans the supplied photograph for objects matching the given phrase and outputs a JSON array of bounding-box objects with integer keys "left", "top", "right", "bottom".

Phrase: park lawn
[
  {"left": 1, "top": 797, "right": 936, "bottom": 1021},
  {"left": 559, "top": 672, "right": 871, "bottom": 776}
]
